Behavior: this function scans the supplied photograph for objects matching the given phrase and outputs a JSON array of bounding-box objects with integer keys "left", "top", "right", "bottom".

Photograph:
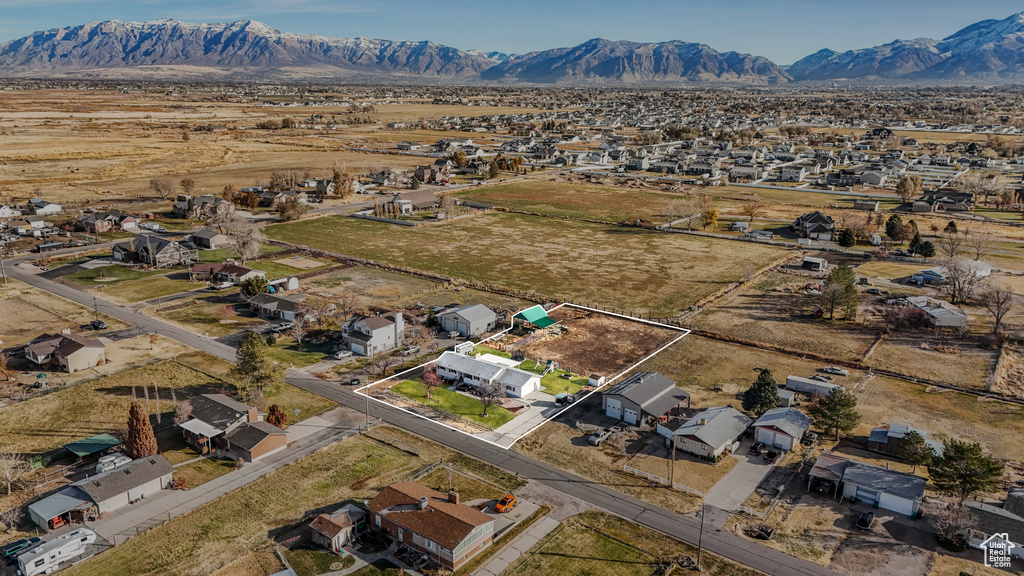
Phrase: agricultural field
[
  {"left": 0, "top": 279, "right": 128, "bottom": 348},
  {"left": 454, "top": 179, "right": 684, "bottom": 222},
  {"left": 688, "top": 271, "right": 878, "bottom": 362},
  {"left": 267, "top": 213, "right": 787, "bottom": 317},
  {"left": 61, "top": 427, "right": 523, "bottom": 576},
  {"left": 503, "top": 511, "right": 760, "bottom": 576}
]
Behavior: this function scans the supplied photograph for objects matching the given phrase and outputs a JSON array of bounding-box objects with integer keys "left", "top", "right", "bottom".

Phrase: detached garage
[
  {"left": 601, "top": 372, "right": 690, "bottom": 425},
  {"left": 809, "top": 453, "right": 926, "bottom": 517},
  {"left": 753, "top": 407, "right": 812, "bottom": 451}
]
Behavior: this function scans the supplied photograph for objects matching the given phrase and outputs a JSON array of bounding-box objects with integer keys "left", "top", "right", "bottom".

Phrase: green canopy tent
[
  {"left": 63, "top": 433, "right": 121, "bottom": 458},
  {"left": 513, "top": 305, "right": 557, "bottom": 328}
]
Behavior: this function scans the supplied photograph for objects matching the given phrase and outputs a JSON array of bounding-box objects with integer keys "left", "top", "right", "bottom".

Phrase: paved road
[{"left": 7, "top": 259, "right": 842, "bottom": 576}]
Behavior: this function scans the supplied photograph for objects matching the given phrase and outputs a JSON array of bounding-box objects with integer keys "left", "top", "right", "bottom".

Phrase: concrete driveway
[{"left": 703, "top": 440, "right": 776, "bottom": 512}]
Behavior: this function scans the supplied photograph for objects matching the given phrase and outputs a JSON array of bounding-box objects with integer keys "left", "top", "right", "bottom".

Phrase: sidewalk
[
  {"left": 473, "top": 516, "right": 560, "bottom": 576},
  {"left": 88, "top": 420, "right": 363, "bottom": 543}
]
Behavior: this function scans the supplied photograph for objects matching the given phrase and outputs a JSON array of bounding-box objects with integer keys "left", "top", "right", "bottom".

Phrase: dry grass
[
  {"left": 855, "top": 261, "right": 928, "bottom": 280},
  {"left": 991, "top": 344, "right": 1024, "bottom": 398},
  {"left": 855, "top": 375, "right": 1024, "bottom": 462},
  {"left": 268, "top": 212, "right": 786, "bottom": 317},
  {"left": 865, "top": 332, "right": 998, "bottom": 389},
  {"left": 752, "top": 501, "right": 848, "bottom": 566},
  {"left": 0, "top": 279, "right": 128, "bottom": 347},
  {"left": 504, "top": 511, "right": 761, "bottom": 576},
  {"left": 689, "top": 272, "right": 878, "bottom": 362},
  {"left": 926, "top": 554, "right": 1014, "bottom": 576},
  {"left": 514, "top": 420, "right": 733, "bottom": 515},
  {"left": 636, "top": 335, "right": 864, "bottom": 409}
]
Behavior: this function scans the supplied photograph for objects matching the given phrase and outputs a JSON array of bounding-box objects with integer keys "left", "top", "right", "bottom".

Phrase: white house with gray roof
[
  {"left": 344, "top": 312, "right": 404, "bottom": 356},
  {"left": 602, "top": 372, "right": 690, "bottom": 426},
  {"left": 659, "top": 406, "right": 752, "bottom": 458},
  {"left": 809, "top": 453, "right": 926, "bottom": 516},
  {"left": 753, "top": 407, "right": 812, "bottom": 451},
  {"left": 435, "top": 351, "right": 540, "bottom": 398},
  {"left": 438, "top": 304, "right": 498, "bottom": 337}
]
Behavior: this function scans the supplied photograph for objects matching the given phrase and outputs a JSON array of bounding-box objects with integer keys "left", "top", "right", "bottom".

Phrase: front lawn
[
  {"left": 265, "top": 382, "right": 338, "bottom": 425},
  {"left": 265, "top": 336, "right": 333, "bottom": 368},
  {"left": 284, "top": 547, "right": 353, "bottom": 576},
  {"left": 161, "top": 300, "right": 264, "bottom": 337},
  {"left": 173, "top": 458, "right": 235, "bottom": 488},
  {"left": 66, "top": 264, "right": 164, "bottom": 285},
  {"left": 156, "top": 430, "right": 203, "bottom": 465},
  {"left": 391, "top": 378, "right": 515, "bottom": 429},
  {"left": 99, "top": 274, "right": 198, "bottom": 303}
]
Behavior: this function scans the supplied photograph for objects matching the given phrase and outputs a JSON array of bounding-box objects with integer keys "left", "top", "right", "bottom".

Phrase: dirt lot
[
  {"left": 689, "top": 271, "right": 878, "bottom": 362},
  {"left": 864, "top": 331, "right": 999, "bottom": 389},
  {"left": 0, "top": 279, "right": 129, "bottom": 348},
  {"left": 268, "top": 212, "right": 787, "bottom": 317},
  {"left": 991, "top": 344, "right": 1024, "bottom": 398},
  {"left": 515, "top": 306, "right": 683, "bottom": 378}
]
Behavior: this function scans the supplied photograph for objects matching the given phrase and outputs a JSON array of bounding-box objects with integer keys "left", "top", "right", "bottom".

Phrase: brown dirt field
[
  {"left": 273, "top": 256, "right": 323, "bottom": 269},
  {"left": 519, "top": 307, "right": 682, "bottom": 377},
  {"left": 865, "top": 332, "right": 999, "bottom": 389},
  {"left": 0, "top": 279, "right": 129, "bottom": 347}
]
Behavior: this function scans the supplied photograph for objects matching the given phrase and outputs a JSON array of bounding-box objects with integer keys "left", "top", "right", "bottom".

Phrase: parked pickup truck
[{"left": 588, "top": 428, "right": 613, "bottom": 446}]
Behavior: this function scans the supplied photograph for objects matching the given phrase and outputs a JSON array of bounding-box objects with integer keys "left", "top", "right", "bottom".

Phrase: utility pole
[
  {"left": 0, "top": 250, "right": 7, "bottom": 287},
  {"left": 697, "top": 499, "right": 706, "bottom": 571},
  {"left": 669, "top": 432, "right": 678, "bottom": 487},
  {"left": 93, "top": 296, "right": 99, "bottom": 322}
]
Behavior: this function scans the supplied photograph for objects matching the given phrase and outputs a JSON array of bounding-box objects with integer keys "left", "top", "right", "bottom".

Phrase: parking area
[{"left": 703, "top": 438, "right": 778, "bottom": 512}]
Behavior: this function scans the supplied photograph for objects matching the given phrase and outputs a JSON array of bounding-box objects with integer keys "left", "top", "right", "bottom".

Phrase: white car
[
  {"left": 821, "top": 366, "right": 849, "bottom": 376},
  {"left": 331, "top": 350, "right": 353, "bottom": 360},
  {"left": 273, "top": 322, "right": 295, "bottom": 333}
]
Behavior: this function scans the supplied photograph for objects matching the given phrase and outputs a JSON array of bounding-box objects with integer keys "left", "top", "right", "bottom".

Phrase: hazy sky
[{"left": 1, "top": 0, "right": 1022, "bottom": 64}]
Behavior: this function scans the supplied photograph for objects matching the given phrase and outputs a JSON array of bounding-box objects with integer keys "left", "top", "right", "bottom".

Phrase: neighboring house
[
  {"left": 77, "top": 211, "right": 139, "bottom": 233},
  {"left": 344, "top": 312, "right": 405, "bottom": 356},
  {"left": 808, "top": 453, "right": 926, "bottom": 516},
  {"left": 223, "top": 421, "right": 287, "bottom": 462},
  {"left": 385, "top": 189, "right": 439, "bottom": 215},
  {"left": 792, "top": 211, "right": 835, "bottom": 240},
  {"left": 367, "top": 482, "right": 495, "bottom": 570},
  {"left": 626, "top": 157, "right": 650, "bottom": 171},
  {"left": 25, "top": 215, "right": 45, "bottom": 229},
  {"left": 601, "top": 372, "right": 690, "bottom": 426},
  {"left": 111, "top": 235, "right": 198, "bottom": 268},
  {"left": 259, "top": 190, "right": 308, "bottom": 208},
  {"left": 779, "top": 167, "right": 806, "bottom": 182},
  {"left": 0, "top": 205, "right": 23, "bottom": 218},
  {"left": 904, "top": 296, "right": 968, "bottom": 328},
  {"left": 753, "top": 407, "right": 812, "bottom": 451},
  {"left": 172, "top": 195, "right": 235, "bottom": 220},
  {"left": 28, "top": 198, "right": 62, "bottom": 215},
  {"left": 311, "top": 504, "right": 367, "bottom": 553},
  {"left": 189, "top": 230, "right": 233, "bottom": 250},
  {"left": 912, "top": 260, "right": 992, "bottom": 286},
  {"left": 396, "top": 141, "right": 422, "bottom": 151},
  {"left": 413, "top": 159, "right": 453, "bottom": 184},
  {"left": 178, "top": 393, "right": 258, "bottom": 454},
  {"left": 7, "top": 220, "right": 32, "bottom": 235},
  {"left": 249, "top": 293, "right": 307, "bottom": 322},
  {"left": 867, "top": 424, "right": 944, "bottom": 458},
  {"left": 435, "top": 351, "right": 541, "bottom": 398},
  {"left": 27, "top": 456, "right": 174, "bottom": 530},
  {"left": 659, "top": 406, "right": 751, "bottom": 459},
  {"left": 24, "top": 333, "right": 106, "bottom": 373},
  {"left": 215, "top": 264, "right": 265, "bottom": 285},
  {"left": 728, "top": 165, "right": 762, "bottom": 181},
  {"left": 785, "top": 375, "right": 844, "bottom": 398},
  {"left": 438, "top": 304, "right": 498, "bottom": 337}
]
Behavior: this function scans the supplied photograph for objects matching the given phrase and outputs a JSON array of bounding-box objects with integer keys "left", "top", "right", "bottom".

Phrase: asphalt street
[{"left": 6, "top": 253, "right": 843, "bottom": 576}]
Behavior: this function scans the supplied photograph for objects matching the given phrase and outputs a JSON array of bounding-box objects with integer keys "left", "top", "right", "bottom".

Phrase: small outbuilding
[
  {"left": 439, "top": 304, "right": 498, "bottom": 337},
  {"left": 753, "top": 407, "right": 812, "bottom": 451}
]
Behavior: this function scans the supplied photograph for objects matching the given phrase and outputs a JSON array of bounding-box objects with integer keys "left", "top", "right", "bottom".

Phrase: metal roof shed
[
  {"left": 63, "top": 433, "right": 121, "bottom": 458},
  {"left": 513, "top": 305, "right": 557, "bottom": 328}
]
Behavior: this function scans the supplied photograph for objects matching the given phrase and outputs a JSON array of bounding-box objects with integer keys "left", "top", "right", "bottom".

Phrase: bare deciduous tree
[
  {"left": 173, "top": 400, "right": 193, "bottom": 425},
  {"left": 218, "top": 214, "right": 265, "bottom": 264},
  {"left": 290, "top": 314, "right": 310, "bottom": 349},
  {"left": 149, "top": 178, "right": 174, "bottom": 199},
  {"left": 941, "top": 257, "right": 987, "bottom": 304},
  {"left": 979, "top": 288, "right": 1017, "bottom": 335},
  {"left": 371, "top": 354, "right": 400, "bottom": 378},
  {"left": 880, "top": 302, "right": 913, "bottom": 332},
  {"left": 931, "top": 502, "right": 974, "bottom": 548},
  {"left": 0, "top": 505, "right": 21, "bottom": 533},
  {"left": 423, "top": 369, "right": 442, "bottom": 400},
  {"left": 0, "top": 446, "right": 28, "bottom": 495},
  {"left": 478, "top": 380, "right": 504, "bottom": 417},
  {"left": 963, "top": 227, "right": 994, "bottom": 261},
  {"left": 301, "top": 295, "right": 337, "bottom": 330},
  {"left": 740, "top": 202, "right": 765, "bottom": 223},
  {"left": 939, "top": 232, "right": 965, "bottom": 258},
  {"left": 179, "top": 178, "right": 197, "bottom": 196}
]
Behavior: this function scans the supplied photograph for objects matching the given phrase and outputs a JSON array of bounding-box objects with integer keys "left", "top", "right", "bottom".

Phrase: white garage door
[
  {"left": 878, "top": 492, "right": 914, "bottom": 516},
  {"left": 605, "top": 398, "right": 622, "bottom": 420},
  {"left": 623, "top": 408, "right": 638, "bottom": 425},
  {"left": 775, "top": 435, "right": 794, "bottom": 451},
  {"left": 350, "top": 343, "right": 365, "bottom": 356},
  {"left": 756, "top": 428, "right": 773, "bottom": 445},
  {"left": 855, "top": 486, "right": 879, "bottom": 505}
]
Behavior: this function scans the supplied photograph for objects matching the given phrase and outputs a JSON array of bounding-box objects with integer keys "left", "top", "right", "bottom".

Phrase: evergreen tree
[
  {"left": 742, "top": 369, "right": 781, "bottom": 417},
  {"left": 897, "top": 431, "right": 935, "bottom": 473},
  {"left": 838, "top": 228, "right": 855, "bottom": 248},
  {"left": 232, "top": 332, "right": 284, "bottom": 393},
  {"left": 487, "top": 162, "right": 500, "bottom": 179},
  {"left": 240, "top": 276, "right": 269, "bottom": 299},
  {"left": 124, "top": 401, "right": 158, "bottom": 459},
  {"left": 944, "top": 221, "right": 958, "bottom": 235},
  {"left": 916, "top": 241, "right": 936, "bottom": 258},
  {"left": 929, "top": 439, "right": 1005, "bottom": 501},
  {"left": 807, "top": 388, "right": 860, "bottom": 440},
  {"left": 885, "top": 214, "right": 903, "bottom": 240},
  {"left": 909, "top": 231, "right": 923, "bottom": 253}
]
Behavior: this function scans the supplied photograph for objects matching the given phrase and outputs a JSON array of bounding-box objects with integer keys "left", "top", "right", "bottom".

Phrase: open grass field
[
  {"left": 855, "top": 261, "right": 928, "bottom": 280},
  {"left": 61, "top": 426, "right": 522, "bottom": 576},
  {"left": 503, "top": 511, "right": 760, "bottom": 576},
  {"left": 637, "top": 335, "right": 864, "bottom": 408},
  {"left": 0, "top": 279, "right": 128, "bottom": 347},
  {"left": 856, "top": 375, "right": 1024, "bottom": 462},
  {"left": 94, "top": 272, "right": 200, "bottom": 304},
  {"left": 865, "top": 332, "right": 998, "bottom": 389},
  {"left": 173, "top": 457, "right": 236, "bottom": 488},
  {"left": 66, "top": 264, "right": 164, "bottom": 285},
  {"left": 248, "top": 257, "right": 332, "bottom": 279},
  {"left": 158, "top": 298, "right": 265, "bottom": 337},
  {"left": 267, "top": 213, "right": 786, "bottom": 317},
  {"left": 689, "top": 272, "right": 878, "bottom": 362},
  {"left": 391, "top": 378, "right": 516, "bottom": 429},
  {"left": 454, "top": 179, "right": 682, "bottom": 222}
]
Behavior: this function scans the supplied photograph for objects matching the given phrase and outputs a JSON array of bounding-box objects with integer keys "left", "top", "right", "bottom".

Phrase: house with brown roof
[
  {"left": 223, "top": 421, "right": 287, "bottom": 462},
  {"left": 367, "top": 482, "right": 494, "bottom": 570},
  {"left": 215, "top": 264, "right": 265, "bottom": 285},
  {"left": 178, "top": 393, "right": 258, "bottom": 455},
  {"left": 310, "top": 504, "right": 367, "bottom": 553},
  {"left": 24, "top": 333, "right": 106, "bottom": 373}
]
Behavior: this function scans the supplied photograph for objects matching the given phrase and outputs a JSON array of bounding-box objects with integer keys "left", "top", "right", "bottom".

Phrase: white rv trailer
[{"left": 18, "top": 528, "right": 96, "bottom": 576}]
